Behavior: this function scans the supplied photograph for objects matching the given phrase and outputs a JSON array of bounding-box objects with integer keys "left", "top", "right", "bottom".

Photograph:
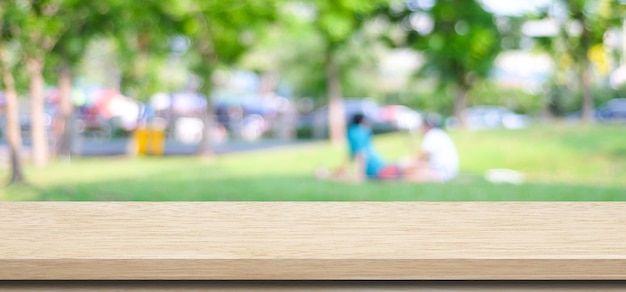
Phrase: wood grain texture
[{"left": 1, "top": 202, "right": 626, "bottom": 280}]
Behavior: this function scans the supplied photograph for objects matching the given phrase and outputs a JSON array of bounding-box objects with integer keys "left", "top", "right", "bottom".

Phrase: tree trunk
[
  {"left": 454, "top": 84, "right": 469, "bottom": 128},
  {"left": 197, "top": 80, "right": 214, "bottom": 157},
  {"left": 26, "top": 57, "right": 49, "bottom": 168},
  {"left": 580, "top": 58, "right": 594, "bottom": 123},
  {"left": 0, "top": 48, "right": 25, "bottom": 184},
  {"left": 578, "top": 15, "right": 594, "bottom": 123},
  {"left": 57, "top": 63, "right": 74, "bottom": 158},
  {"left": 198, "top": 100, "right": 215, "bottom": 157},
  {"left": 325, "top": 49, "right": 345, "bottom": 145}
]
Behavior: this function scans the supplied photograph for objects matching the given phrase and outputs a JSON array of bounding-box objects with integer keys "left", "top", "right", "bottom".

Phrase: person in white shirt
[{"left": 403, "top": 114, "right": 459, "bottom": 182}]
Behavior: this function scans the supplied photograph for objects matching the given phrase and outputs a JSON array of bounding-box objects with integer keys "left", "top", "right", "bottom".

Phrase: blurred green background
[{"left": 0, "top": 0, "right": 625, "bottom": 200}]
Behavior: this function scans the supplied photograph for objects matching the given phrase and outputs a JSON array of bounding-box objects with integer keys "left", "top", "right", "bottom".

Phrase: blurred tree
[
  {"left": 240, "top": 2, "right": 387, "bottom": 106},
  {"left": 47, "top": 1, "right": 119, "bottom": 158},
  {"left": 8, "top": 0, "right": 71, "bottom": 168},
  {"left": 0, "top": 3, "right": 25, "bottom": 183},
  {"left": 536, "top": 0, "right": 625, "bottom": 121},
  {"left": 171, "top": 0, "right": 278, "bottom": 156},
  {"left": 387, "top": 0, "right": 502, "bottom": 127},
  {"left": 468, "top": 81, "right": 543, "bottom": 114},
  {"left": 239, "top": 4, "right": 327, "bottom": 100},
  {"left": 309, "top": 0, "right": 390, "bottom": 145},
  {"left": 495, "top": 15, "right": 527, "bottom": 51},
  {"left": 111, "top": 1, "right": 182, "bottom": 102},
  {"left": 242, "top": 1, "right": 391, "bottom": 143},
  {"left": 561, "top": 0, "right": 604, "bottom": 122}
]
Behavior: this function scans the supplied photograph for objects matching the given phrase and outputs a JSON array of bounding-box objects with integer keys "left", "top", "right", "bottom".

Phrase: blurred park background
[{"left": 0, "top": 0, "right": 625, "bottom": 201}]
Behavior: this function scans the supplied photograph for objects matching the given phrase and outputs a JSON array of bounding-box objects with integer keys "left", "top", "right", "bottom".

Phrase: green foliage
[
  {"left": 385, "top": 80, "right": 544, "bottom": 117},
  {"left": 544, "top": 83, "right": 620, "bottom": 115},
  {"left": 9, "top": 0, "right": 71, "bottom": 60},
  {"left": 531, "top": 0, "right": 625, "bottom": 117},
  {"left": 2, "top": 0, "right": 281, "bottom": 101},
  {"left": 105, "top": 0, "right": 184, "bottom": 100},
  {"left": 313, "top": 0, "right": 388, "bottom": 46},
  {"left": 394, "top": 0, "right": 502, "bottom": 89},
  {"left": 240, "top": 0, "right": 392, "bottom": 102},
  {"left": 174, "top": 0, "right": 280, "bottom": 82},
  {"left": 240, "top": 9, "right": 328, "bottom": 99},
  {"left": 405, "top": 85, "right": 455, "bottom": 115},
  {"left": 335, "top": 34, "right": 386, "bottom": 98},
  {"left": 551, "top": 0, "right": 615, "bottom": 59},
  {"left": 467, "top": 82, "right": 543, "bottom": 114},
  {"left": 496, "top": 16, "right": 526, "bottom": 51}
]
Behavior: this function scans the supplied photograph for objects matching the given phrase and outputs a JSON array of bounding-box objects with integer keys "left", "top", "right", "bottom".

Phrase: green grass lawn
[{"left": 1, "top": 123, "right": 625, "bottom": 201}]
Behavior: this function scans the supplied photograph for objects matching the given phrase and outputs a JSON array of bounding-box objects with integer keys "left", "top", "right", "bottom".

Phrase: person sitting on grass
[
  {"left": 407, "top": 114, "right": 459, "bottom": 182},
  {"left": 316, "top": 113, "right": 404, "bottom": 182},
  {"left": 316, "top": 113, "right": 458, "bottom": 183}
]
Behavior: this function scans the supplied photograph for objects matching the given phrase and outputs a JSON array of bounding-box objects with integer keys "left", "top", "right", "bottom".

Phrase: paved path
[
  {"left": 77, "top": 138, "right": 309, "bottom": 156},
  {"left": 0, "top": 138, "right": 313, "bottom": 167}
]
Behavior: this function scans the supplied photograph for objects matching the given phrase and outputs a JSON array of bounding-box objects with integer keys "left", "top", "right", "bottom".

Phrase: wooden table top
[{"left": 1, "top": 202, "right": 625, "bottom": 280}]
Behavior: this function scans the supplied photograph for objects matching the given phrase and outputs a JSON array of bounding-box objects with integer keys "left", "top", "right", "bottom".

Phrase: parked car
[
  {"left": 380, "top": 105, "right": 423, "bottom": 131},
  {"left": 0, "top": 103, "right": 56, "bottom": 141},
  {"left": 148, "top": 92, "right": 278, "bottom": 142},
  {"left": 596, "top": 98, "right": 626, "bottom": 123},
  {"left": 447, "top": 106, "right": 528, "bottom": 130}
]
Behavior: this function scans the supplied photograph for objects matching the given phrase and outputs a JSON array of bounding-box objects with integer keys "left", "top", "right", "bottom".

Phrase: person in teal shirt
[
  {"left": 346, "top": 114, "right": 387, "bottom": 178},
  {"left": 317, "top": 113, "right": 403, "bottom": 181}
]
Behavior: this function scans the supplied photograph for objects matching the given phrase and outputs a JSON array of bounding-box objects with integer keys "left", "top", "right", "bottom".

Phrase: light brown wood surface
[{"left": 1, "top": 202, "right": 626, "bottom": 280}]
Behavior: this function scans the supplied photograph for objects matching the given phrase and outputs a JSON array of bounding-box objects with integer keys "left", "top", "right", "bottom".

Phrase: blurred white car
[
  {"left": 240, "top": 114, "right": 267, "bottom": 141},
  {"left": 447, "top": 106, "right": 528, "bottom": 130},
  {"left": 175, "top": 117, "right": 227, "bottom": 144},
  {"left": 381, "top": 105, "right": 423, "bottom": 131}
]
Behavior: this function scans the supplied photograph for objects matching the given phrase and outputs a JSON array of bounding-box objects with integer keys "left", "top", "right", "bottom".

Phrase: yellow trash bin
[
  {"left": 149, "top": 128, "right": 165, "bottom": 156},
  {"left": 135, "top": 128, "right": 148, "bottom": 155},
  {"left": 134, "top": 127, "right": 165, "bottom": 156}
]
